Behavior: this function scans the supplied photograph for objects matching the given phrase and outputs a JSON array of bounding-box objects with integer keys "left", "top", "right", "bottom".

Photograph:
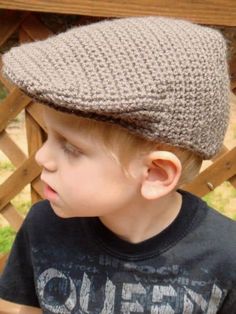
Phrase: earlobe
[
  {"left": 140, "top": 151, "right": 182, "bottom": 200},
  {"left": 141, "top": 184, "right": 166, "bottom": 200}
]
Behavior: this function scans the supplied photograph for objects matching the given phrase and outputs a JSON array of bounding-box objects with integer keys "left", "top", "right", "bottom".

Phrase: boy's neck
[{"left": 99, "top": 191, "right": 182, "bottom": 244}]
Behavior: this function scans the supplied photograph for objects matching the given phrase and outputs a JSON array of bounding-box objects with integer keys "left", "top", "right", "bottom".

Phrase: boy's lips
[
  {"left": 41, "top": 179, "right": 59, "bottom": 201},
  {"left": 44, "top": 183, "right": 59, "bottom": 201}
]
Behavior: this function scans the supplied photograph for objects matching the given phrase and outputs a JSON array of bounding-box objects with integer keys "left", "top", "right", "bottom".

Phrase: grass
[
  {"left": 0, "top": 160, "right": 15, "bottom": 172},
  {"left": 0, "top": 167, "right": 30, "bottom": 253},
  {"left": 0, "top": 197, "right": 30, "bottom": 254},
  {"left": 0, "top": 226, "right": 16, "bottom": 254},
  {"left": 12, "top": 197, "right": 31, "bottom": 217}
]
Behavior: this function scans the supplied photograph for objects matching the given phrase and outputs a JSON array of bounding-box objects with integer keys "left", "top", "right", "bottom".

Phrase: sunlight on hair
[{"left": 74, "top": 116, "right": 203, "bottom": 187}]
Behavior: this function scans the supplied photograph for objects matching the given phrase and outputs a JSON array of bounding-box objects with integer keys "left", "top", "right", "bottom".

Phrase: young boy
[{"left": 0, "top": 16, "right": 235, "bottom": 314}]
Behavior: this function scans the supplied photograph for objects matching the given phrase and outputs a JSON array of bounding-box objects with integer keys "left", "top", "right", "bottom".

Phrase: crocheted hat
[{"left": 2, "top": 16, "right": 230, "bottom": 159}]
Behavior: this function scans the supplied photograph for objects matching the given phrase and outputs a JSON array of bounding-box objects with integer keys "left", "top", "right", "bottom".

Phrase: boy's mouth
[{"left": 43, "top": 182, "right": 58, "bottom": 201}]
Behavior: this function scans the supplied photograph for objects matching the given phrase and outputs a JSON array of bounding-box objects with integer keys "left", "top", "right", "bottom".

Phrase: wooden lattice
[{"left": 0, "top": 9, "right": 236, "bottom": 277}]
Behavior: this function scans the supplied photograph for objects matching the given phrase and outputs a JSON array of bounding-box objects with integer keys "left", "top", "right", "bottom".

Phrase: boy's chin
[
  {"left": 49, "top": 202, "right": 88, "bottom": 218},
  {"left": 49, "top": 202, "right": 69, "bottom": 218}
]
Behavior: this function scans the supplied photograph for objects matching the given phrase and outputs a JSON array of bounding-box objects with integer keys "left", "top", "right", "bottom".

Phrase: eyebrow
[{"left": 44, "top": 121, "right": 93, "bottom": 150}]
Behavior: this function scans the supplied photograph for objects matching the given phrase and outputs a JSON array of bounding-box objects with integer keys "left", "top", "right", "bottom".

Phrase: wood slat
[
  {"left": 0, "top": 299, "right": 42, "bottom": 314},
  {"left": 0, "top": 88, "right": 31, "bottom": 133},
  {"left": 0, "top": 152, "right": 42, "bottom": 212},
  {"left": 229, "top": 58, "right": 236, "bottom": 92},
  {"left": 0, "top": 253, "right": 9, "bottom": 274},
  {"left": 0, "top": 300, "right": 19, "bottom": 314},
  {"left": 229, "top": 174, "right": 236, "bottom": 189},
  {"left": 25, "top": 101, "right": 46, "bottom": 198},
  {"left": 0, "top": 10, "right": 29, "bottom": 46},
  {"left": 184, "top": 146, "right": 236, "bottom": 196},
  {"left": 21, "top": 14, "right": 53, "bottom": 41},
  {"left": 25, "top": 111, "right": 44, "bottom": 156},
  {"left": 0, "top": 1, "right": 236, "bottom": 26},
  {"left": 1, "top": 203, "right": 24, "bottom": 232},
  {"left": 31, "top": 177, "right": 44, "bottom": 201},
  {"left": 211, "top": 145, "right": 229, "bottom": 162},
  {"left": 26, "top": 102, "right": 46, "bottom": 131},
  {"left": 18, "top": 21, "right": 52, "bottom": 152},
  {"left": 25, "top": 110, "right": 44, "bottom": 203},
  {"left": 0, "top": 130, "right": 27, "bottom": 166},
  {"left": 0, "top": 56, "right": 13, "bottom": 92}
]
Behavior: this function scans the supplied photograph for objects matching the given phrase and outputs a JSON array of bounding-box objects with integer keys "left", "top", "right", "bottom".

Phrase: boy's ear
[{"left": 141, "top": 151, "right": 182, "bottom": 200}]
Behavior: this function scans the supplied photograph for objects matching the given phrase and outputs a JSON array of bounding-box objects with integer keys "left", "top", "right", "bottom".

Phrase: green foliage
[
  {"left": 0, "top": 160, "right": 15, "bottom": 171},
  {"left": 0, "top": 198, "right": 30, "bottom": 254},
  {"left": 11, "top": 198, "right": 31, "bottom": 217},
  {"left": 0, "top": 226, "right": 16, "bottom": 254}
]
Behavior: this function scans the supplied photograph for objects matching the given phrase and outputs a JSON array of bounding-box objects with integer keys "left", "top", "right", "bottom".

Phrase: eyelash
[
  {"left": 61, "top": 141, "right": 81, "bottom": 157},
  {"left": 44, "top": 131, "right": 81, "bottom": 157}
]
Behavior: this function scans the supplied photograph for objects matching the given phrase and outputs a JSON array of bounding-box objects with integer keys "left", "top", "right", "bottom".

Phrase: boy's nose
[{"left": 35, "top": 142, "right": 57, "bottom": 172}]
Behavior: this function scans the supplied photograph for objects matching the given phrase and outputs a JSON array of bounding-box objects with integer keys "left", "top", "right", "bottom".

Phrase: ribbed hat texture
[{"left": 2, "top": 16, "right": 230, "bottom": 159}]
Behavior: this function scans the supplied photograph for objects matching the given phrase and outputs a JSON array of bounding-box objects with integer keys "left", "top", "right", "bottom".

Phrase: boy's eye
[{"left": 61, "top": 141, "right": 81, "bottom": 157}]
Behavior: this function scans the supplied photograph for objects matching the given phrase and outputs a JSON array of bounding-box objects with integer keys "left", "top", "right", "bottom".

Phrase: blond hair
[{"left": 75, "top": 117, "right": 203, "bottom": 187}]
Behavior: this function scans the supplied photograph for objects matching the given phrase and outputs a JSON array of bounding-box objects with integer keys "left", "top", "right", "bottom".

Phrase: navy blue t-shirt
[{"left": 0, "top": 190, "right": 236, "bottom": 313}]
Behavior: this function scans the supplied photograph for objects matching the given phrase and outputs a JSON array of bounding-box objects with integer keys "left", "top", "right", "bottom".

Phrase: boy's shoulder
[
  {"left": 24, "top": 200, "right": 87, "bottom": 234},
  {"left": 202, "top": 205, "right": 236, "bottom": 255},
  {"left": 198, "top": 196, "right": 235, "bottom": 241},
  {"left": 24, "top": 194, "right": 236, "bottom": 261},
  {"left": 206, "top": 204, "right": 236, "bottom": 233},
  {"left": 185, "top": 190, "right": 235, "bottom": 234},
  {"left": 23, "top": 200, "right": 80, "bottom": 234},
  {"left": 182, "top": 190, "right": 236, "bottom": 261},
  {"left": 25, "top": 199, "right": 58, "bottom": 225},
  {"left": 26, "top": 193, "right": 236, "bottom": 240},
  {"left": 182, "top": 189, "right": 236, "bottom": 227}
]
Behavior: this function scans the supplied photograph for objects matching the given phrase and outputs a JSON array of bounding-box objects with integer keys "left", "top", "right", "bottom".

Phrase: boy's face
[{"left": 35, "top": 107, "right": 141, "bottom": 218}]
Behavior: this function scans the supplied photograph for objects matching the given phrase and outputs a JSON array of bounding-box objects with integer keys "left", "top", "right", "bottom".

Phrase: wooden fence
[{"left": 0, "top": 7, "right": 236, "bottom": 274}]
